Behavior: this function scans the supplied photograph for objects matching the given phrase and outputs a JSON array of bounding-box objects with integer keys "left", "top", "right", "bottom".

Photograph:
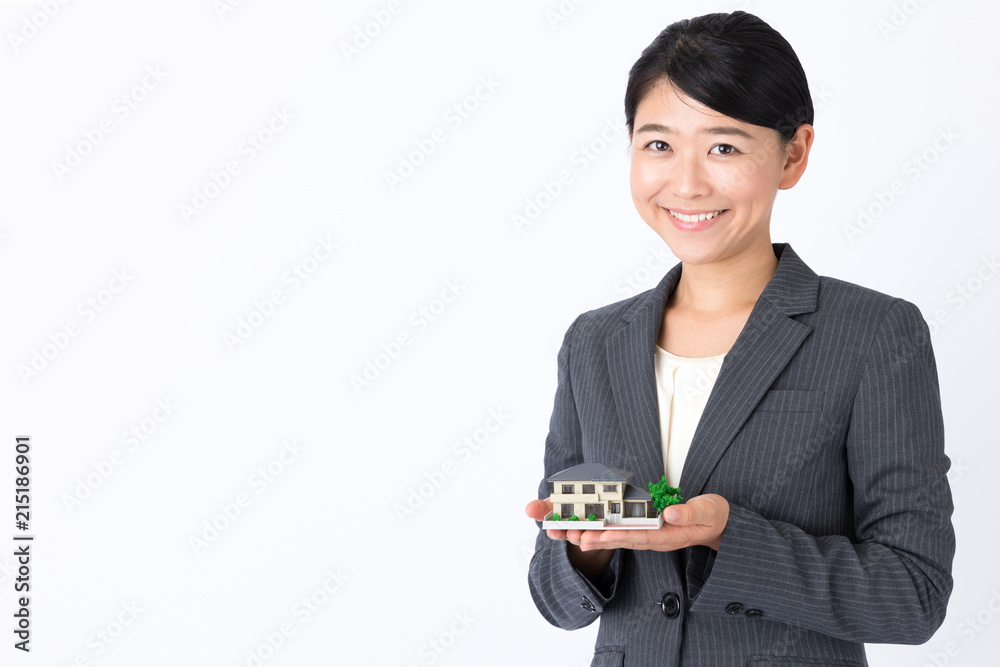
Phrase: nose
[{"left": 667, "top": 151, "right": 711, "bottom": 199}]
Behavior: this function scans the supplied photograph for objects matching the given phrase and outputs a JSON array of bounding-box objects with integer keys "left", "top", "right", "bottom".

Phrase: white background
[{"left": 1, "top": 1, "right": 997, "bottom": 665}]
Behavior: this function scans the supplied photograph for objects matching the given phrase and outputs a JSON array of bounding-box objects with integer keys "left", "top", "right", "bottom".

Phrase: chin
[
  {"left": 666, "top": 246, "right": 723, "bottom": 266},
  {"left": 647, "top": 230, "right": 718, "bottom": 266}
]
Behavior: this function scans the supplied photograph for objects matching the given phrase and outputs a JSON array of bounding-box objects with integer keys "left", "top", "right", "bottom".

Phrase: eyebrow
[{"left": 634, "top": 123, "right": 755, "bottom": 141}]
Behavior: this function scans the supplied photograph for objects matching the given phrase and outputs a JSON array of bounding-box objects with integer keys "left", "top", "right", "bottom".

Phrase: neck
[{"left": 671, "top": 243, "right": 779, "bottom": 313}]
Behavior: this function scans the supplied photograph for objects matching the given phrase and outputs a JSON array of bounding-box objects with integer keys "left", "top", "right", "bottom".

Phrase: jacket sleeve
[
  {"left": 687, "top": 298, "right": 955, "bottom": 644},
  {"left": 527, "top": 313, "right": 625, "bottom": 629}
]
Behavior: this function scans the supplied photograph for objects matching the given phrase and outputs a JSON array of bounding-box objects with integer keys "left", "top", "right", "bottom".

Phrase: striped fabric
[{"left": 527, "top": 242, "right": 955, "bottom": 667}]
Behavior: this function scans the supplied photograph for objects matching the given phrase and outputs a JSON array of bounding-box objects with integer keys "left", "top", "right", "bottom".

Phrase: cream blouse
[{"left": 653, "top": 346, "right": 727, "bottom": 488}]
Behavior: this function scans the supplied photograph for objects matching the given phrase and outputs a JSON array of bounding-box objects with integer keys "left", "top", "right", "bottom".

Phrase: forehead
[
  {"left": 634, "top": 81, "right": 759, "bottom": 139},
  {"left": 639, "top": 81, "right": 724, "bottom": 117}
]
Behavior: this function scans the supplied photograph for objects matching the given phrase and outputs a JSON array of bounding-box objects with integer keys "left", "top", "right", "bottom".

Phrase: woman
[{"left": 524, "top": 11, "right": 954, "bottom": 667}]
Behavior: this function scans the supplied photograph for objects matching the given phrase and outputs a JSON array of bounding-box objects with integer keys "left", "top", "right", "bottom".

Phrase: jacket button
[
  {"left": 725, "top": 602, "right": 744, "bottom": 615},
  {"left": 660, "top": 592, "right": 680, "bottom": 619},
  {"left": 745, "top": 609, "right": 764, "bottom": 618}
]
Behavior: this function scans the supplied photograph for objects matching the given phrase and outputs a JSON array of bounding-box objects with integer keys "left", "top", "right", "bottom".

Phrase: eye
[
  {"left": 644, "top": 140, "right": 670, "bottom": 152},
  {"left": 711, "top": 144, "right": 739, "bottom": 156}
]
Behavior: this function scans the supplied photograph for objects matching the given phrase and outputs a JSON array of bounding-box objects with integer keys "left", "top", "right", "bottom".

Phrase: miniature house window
[
  {"left": 624, "top": 501, "right": 646, "bottom": 518},
  {"left": 561, "top": 484, "right": 574, "bottom": 494},
  {"left": 610, "top": 502, "right": 620, "bottom": 513},
  {"left": 585, "top": 504, "right": 605, "bottom": 519},
  {"left": 603, "top": 484, "right": 618, "bottom": 493},
  {"left": 561, "top": 504, "right": 574, "bottom": 517},
  {"left": 582, "top": 484, "right": 595, "bottom": 494}
]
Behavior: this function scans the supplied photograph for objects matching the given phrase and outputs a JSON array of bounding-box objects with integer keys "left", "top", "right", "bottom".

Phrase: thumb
[{"left": 663, "top": 498, "right": 711, "bottom": 525}]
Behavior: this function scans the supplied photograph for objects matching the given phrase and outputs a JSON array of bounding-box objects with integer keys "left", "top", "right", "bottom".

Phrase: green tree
[{"left": 647, "top": 476, "right": 684, "bottom": 513}]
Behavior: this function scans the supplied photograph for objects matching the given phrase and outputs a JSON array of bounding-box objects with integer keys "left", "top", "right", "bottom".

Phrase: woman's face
[{"left": 629, "top": 80, "right": 808, "bottom": 267}]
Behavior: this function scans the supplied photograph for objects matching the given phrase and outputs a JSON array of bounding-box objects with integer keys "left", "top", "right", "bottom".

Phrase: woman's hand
[
  {"left": 593, "top": 493, "right": 730, "bottom": 552},
  {"left": 526, "top": 493, "right": 730, "bottom": 553}
]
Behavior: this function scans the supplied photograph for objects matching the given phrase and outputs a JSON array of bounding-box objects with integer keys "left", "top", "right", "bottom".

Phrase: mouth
[
  {"left": 667, "top": 209, "right": 727, "bottom": 223},
  {"left": 664, "top": 208, "right": 729, "bottom": 230}
]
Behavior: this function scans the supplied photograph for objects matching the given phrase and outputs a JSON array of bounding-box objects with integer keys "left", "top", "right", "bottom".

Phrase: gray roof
[
  {"left": 548, "top": 463, "right": 633, "bottom": 483},
  {"left": 623, "top": 485, "right": 652, "bottom": 500}
]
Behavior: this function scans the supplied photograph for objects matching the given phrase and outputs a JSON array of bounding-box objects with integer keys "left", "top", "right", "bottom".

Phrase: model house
[{"left": 542, "top": 463, "right": 663, "bottom": 529}]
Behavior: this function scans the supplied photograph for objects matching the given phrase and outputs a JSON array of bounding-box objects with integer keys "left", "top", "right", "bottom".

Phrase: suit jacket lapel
[
  {"left": 607, "top": 243, "right": 820, "bottom": 497},
  {"left": 607, "top": 259, "right": 681, "bottom": 488}
]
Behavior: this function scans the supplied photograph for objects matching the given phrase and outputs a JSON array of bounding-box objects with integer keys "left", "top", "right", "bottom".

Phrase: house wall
[{"left": 549, "top": 479, "right": 625, "bottom": 518}]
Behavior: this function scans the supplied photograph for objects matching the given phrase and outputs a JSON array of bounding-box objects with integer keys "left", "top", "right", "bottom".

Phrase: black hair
[{"left": 624, "top": 11, "right": 813, "bottom": 151}]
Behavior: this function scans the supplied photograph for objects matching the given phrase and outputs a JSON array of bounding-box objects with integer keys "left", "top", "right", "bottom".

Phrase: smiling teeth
[{"left": 670, "top": 210, "right": 724, "bottom": 223}]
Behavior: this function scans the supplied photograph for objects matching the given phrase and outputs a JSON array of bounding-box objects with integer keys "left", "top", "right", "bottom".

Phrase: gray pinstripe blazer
[{"left": 528, "top": 242, "right": 955, "bottom": 667}]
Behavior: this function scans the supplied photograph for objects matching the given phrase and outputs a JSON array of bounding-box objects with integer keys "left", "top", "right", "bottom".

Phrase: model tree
[{"left": 647, "top": 476, "right": 684, "bottom": 513}]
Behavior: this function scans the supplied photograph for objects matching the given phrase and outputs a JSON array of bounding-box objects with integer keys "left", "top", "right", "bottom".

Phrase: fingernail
[{"left": 665, "top": 508, "right": 679, "bottom": 522}]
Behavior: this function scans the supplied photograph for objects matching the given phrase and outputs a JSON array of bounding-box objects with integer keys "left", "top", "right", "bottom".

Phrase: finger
[
  {"left": 584, "top": 528, "right": 650, "bottom": 550},
  {"left": 599, "top": 529, "right": 655, "bottom": 549},
  {"left": 525, "top": 499, "right": 553, "bottom": 521},
  {"left": 582, "top": 532, "right": 619, "bottom": 550},
  {"left": 664, "top": 498, "right": 714, "bottom": 526},
  {"left": 578, "top": 530, "right": 606, "bottom": 550}
]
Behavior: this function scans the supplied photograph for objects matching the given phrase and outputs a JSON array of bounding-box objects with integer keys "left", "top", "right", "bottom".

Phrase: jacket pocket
[
  {"left": 591, "top": 648, "right": 625, "bottom": 667},
  {"left": 755, "top": 389, "right": 825, "bottom": 412}
]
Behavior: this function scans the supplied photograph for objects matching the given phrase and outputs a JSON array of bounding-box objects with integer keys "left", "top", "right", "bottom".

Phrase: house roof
[
  {"left": 548, "top": 463, "right": 634, "bottom": 483},
  {"left": 623, "top": 484, "right": 652, "bottom": 501}
]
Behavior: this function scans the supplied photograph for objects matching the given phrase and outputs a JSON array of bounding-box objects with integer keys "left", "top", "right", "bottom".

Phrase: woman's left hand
[{"left": 578, "top": 493, "right": 730, "bottom": 552}]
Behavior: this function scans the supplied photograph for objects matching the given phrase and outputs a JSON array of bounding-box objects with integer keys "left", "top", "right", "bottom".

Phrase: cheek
[
  {"left": 715, "top": 161, "right": 762, "bottom": 201},
  {"left": 629, "top": 158, "right": 660, "bottom": 199},
  {"left": 714, "top": 156, "right": 776, "bottom": 198}
]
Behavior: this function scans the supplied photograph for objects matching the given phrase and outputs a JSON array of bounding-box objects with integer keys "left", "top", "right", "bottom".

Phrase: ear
[{"left": 778, "top": 124, "right": 814, "bottom": 190}]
